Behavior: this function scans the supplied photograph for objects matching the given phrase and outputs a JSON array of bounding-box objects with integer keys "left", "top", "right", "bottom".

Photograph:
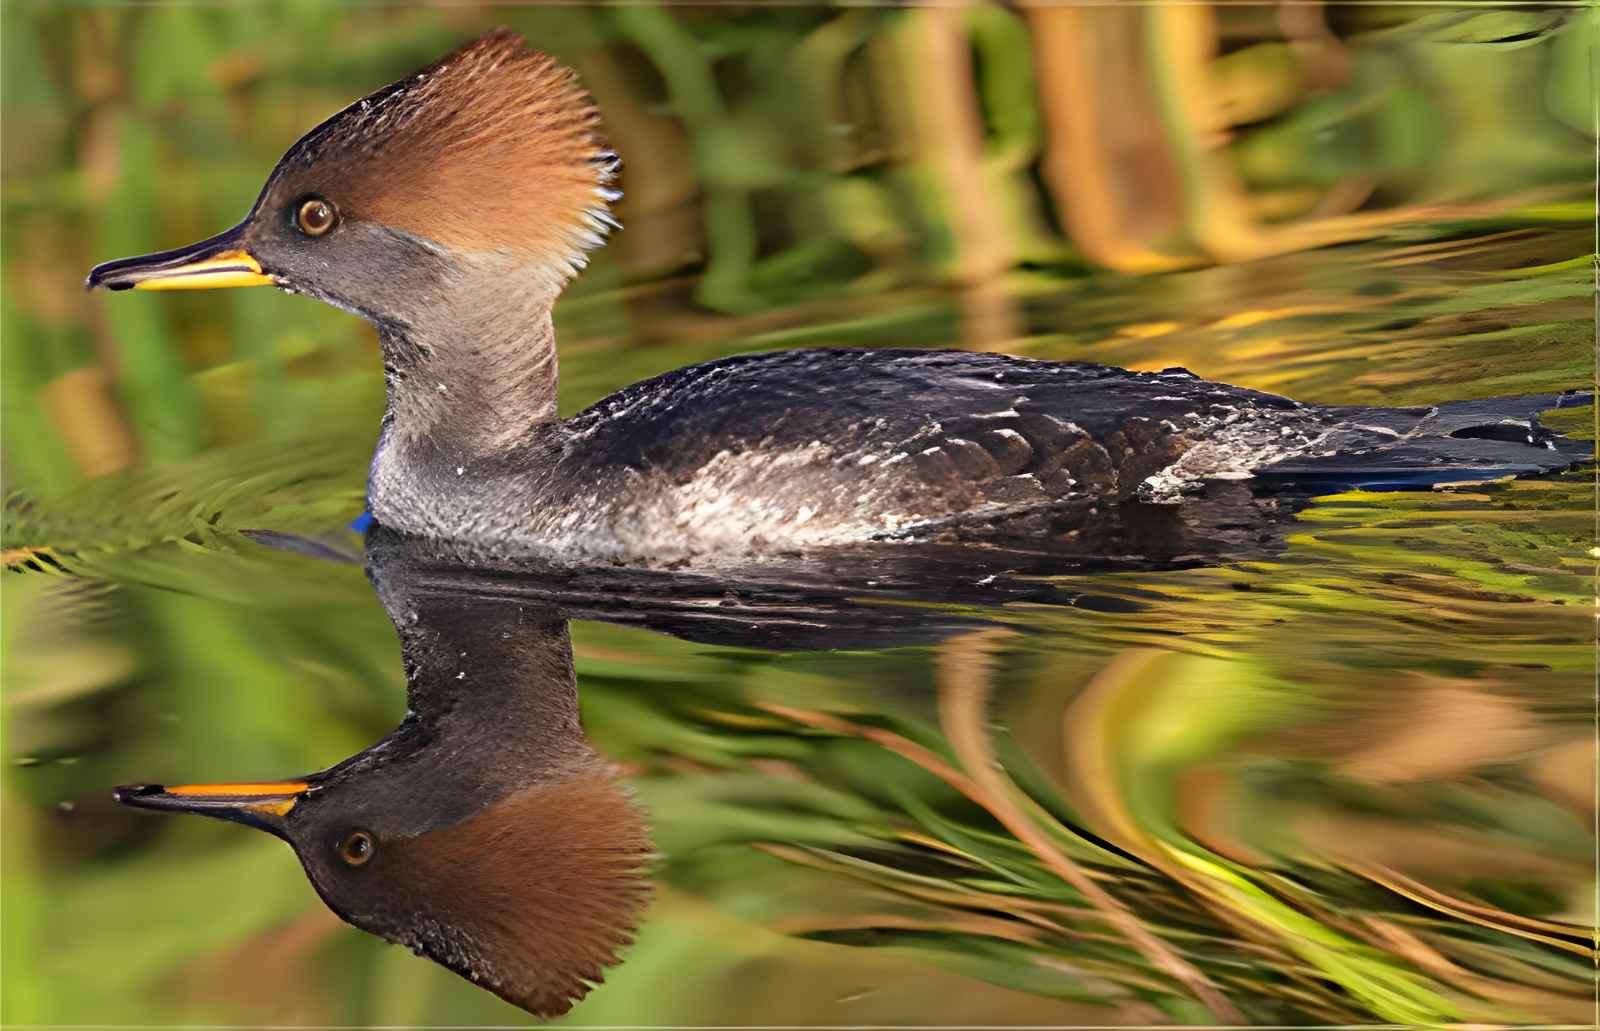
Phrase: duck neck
[
  {"left": 368, "top": 262, "right": 570, "bottom": 530},
  {"left": 400, "top": 596, "right": 586, "bottom": 776},
  {"left": 378, "top": 263, "right": 565, "bottom": 462}
]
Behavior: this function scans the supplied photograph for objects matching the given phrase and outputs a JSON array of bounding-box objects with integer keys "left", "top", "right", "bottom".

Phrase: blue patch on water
[{"left": 1261, "top": 468, "right": 1528, "bottom": 492}]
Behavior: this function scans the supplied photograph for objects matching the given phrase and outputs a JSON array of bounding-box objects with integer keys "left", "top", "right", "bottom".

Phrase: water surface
[{"left": 2, "top": 4, "right": 1594, "bottom": 1026}]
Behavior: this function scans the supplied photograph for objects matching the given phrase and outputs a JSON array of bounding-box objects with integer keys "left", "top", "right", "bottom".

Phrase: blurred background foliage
[{"left": 2, "top": 1, "right": 1595, "bottom": 1026}]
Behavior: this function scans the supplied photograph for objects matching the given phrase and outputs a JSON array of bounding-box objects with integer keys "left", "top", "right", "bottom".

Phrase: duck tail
[{"left": 1255, "top": 389, "right": 1593, "bottom": 491}]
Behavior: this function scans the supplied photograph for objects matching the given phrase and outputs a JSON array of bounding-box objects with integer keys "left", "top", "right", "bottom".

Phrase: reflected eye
[
  {"left": 296, "top": 197, "right": 337, "bottom": 237},
  {"left": 339, "top": 830, "right": 375, "bottom": 866}
]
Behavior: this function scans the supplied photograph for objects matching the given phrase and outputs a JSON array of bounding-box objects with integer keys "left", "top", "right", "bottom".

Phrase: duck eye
[
  {"left": 338, "top": 830, "right": 374, "bottom": 866},
  {"left": 296, "top": 197, "right": 337, "bottom": 237}
]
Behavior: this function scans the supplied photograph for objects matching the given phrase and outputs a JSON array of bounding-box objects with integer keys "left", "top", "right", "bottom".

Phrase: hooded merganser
[
  {"left": 114, "top": 553, "right": 650, "bottom": 1017},
  {"left": 87, "top": 31, "right": 1592, "bottom": 567}
]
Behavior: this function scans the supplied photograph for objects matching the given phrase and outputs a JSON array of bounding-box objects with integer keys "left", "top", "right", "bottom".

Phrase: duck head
[
  {"left": 87, "top": 29, "right": 617, "bottom": 310},
  {"left": 87, "top": 30, "right": 618, "bottom": 441},
  {"left": 115, "top": 754, "right": 648, "bottom": 1017}
]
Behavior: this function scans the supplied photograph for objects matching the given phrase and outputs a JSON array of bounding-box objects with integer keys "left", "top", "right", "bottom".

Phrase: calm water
[{"left": 3, "top": 5, "right": 1595, "bottom": 1027}]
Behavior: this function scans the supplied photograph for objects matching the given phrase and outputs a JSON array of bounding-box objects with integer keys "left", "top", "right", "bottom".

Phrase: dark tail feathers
[{"left": 1257, "top": 389, "right": 1593, "bottom": 491}]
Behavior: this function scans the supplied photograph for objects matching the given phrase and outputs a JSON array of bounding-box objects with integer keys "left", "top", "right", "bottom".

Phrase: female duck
[{"left": 88, "top": 31, "right": 1589, "bottom": 566}]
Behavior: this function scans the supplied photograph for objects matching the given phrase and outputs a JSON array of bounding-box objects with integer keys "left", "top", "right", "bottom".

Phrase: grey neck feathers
[
  {"left": 382, "top": 578, "right": 589, "bottom": 782},
  {"left": 379, "top": 258, "right": 565, "bottom": 461}
]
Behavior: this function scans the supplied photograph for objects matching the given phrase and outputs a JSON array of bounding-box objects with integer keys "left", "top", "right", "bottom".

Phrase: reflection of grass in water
[
  {"left": 599, "top": 622, "right": 1588, "bottom": 1021},
  {"left": 574, "top": 472, "right": 1591, "bottom": 1024}
]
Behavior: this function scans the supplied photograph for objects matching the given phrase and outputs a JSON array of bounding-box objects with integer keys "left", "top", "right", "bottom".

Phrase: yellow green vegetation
[{"left": 2, "top": 3, "right": 1594, "bottom": 1026}]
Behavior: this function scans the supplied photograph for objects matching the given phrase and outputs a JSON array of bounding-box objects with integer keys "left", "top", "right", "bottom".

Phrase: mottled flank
[
  {"left": 276, "top": 29, "right": 617, "bottom": 275},
  {"left": 367, "top": 348, "right": 1591, "bottom": 567}
]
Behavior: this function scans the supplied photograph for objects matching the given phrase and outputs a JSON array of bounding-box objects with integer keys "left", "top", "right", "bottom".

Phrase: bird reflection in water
[
  {"left": 112, "top": 520, "right": 1133, "bottom": 1016},
  {"left": 113, "top": 498, "right": 1590, "bottom": 1019},
  {"left": 115, "top": 534, "right": 651, "bottom": 1017}
]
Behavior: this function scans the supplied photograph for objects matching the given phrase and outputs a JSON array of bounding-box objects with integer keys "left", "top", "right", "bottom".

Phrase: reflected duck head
[
  {"left": 114, "top": 748, "right": 650, "bottom": 1017},
  {"left": 85, "top": 29, "right": 618, "bottom": 319},
  {"left": 112, "top": 584, "right": 652, "bottom": 1018}
]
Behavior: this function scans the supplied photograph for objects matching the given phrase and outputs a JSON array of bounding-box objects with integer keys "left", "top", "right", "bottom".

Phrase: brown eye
[
  {"left": 339, "top": 830, "right": 374, "bottom": 866},
  {"left": 297, "top": 197, "right": 336, "bottom": 236}
]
